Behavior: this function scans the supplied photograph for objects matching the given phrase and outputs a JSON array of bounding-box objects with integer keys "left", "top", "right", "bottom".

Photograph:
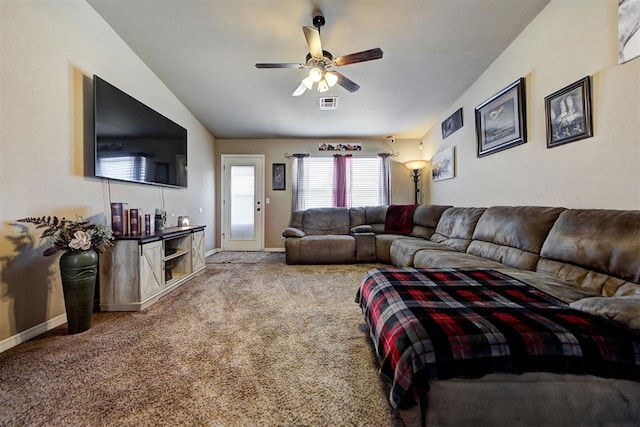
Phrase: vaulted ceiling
[{"left": 87, "top": 0, "right": 549, "bottom": 140}]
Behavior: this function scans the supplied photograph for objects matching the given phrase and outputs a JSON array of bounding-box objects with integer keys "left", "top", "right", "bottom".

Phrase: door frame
[{"left": 220, "top": 154, "right": 265, "bottom": 251}]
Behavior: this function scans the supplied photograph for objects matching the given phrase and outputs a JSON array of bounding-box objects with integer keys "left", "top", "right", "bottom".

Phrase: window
[{"left": 293, "top": 155, "right": 388, "bottom": 210}]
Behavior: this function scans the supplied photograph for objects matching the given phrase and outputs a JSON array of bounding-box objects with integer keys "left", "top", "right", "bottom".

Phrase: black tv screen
[{"left": 93, "top": 75, "right": 187, "bottom": 188}]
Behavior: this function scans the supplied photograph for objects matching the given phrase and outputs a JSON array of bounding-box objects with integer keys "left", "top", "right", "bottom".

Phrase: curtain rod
[{"left": 284, "top": 152, "right": 398, "bottom": 159}]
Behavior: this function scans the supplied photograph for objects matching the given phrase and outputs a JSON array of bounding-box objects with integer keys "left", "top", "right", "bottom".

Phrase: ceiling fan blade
[
  {"left": 333, "top": 71, "right": 360, "bottom": 93},
  {"left": 255, "top": 63, "right": 305, "bottom": 69},
  {"left": 333, "top": 48, "right": 383, "bottom": 66},
  {"left": 292, "top": 83, "right": 307, "bottom": 97},
  {"left": 303, "top": 26, "right": 323, "bottom": 59}
]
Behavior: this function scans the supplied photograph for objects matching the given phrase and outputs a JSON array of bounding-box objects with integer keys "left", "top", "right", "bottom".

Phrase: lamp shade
[
  {"left": 309, "top": 67, "right": 323, "bottom": 82},
  {"left": 317, "top": 79, "right": 329, "bottom": 93},
  {"left": 324, "top": 71, "right": 338, "bottom": 87},
  {"left": 404, "top": 160, "right": 429, "bottom": 170}
]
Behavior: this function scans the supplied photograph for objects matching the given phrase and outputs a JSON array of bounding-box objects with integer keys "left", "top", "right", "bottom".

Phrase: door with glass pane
[{"left": 221, "top": 155, "right": 264, "bottom": 251}]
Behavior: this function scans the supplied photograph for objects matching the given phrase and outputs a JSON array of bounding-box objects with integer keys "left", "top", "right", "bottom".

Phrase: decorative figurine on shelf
[{"left": 154, "top": 208, "right": 166, "bottom": 232}]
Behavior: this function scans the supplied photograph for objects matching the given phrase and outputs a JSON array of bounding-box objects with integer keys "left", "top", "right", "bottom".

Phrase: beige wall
[
  {"left": 0, "top": 1, "right": 216, "bottom": 345},
  {"left": 422, "top": 0, "right": 640, "bottom": 209},
  {"left": 214, "top": 138, "right": 424, "bottom": 249}
]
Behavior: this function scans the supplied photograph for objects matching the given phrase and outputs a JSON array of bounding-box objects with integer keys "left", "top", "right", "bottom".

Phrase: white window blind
[
  {"left": 306, "top": 157, "right": 333, "bottom": 208},
  {"left": 351, "top": 157, "right": 381, "bottom": 207},
  {"left": 304, "top": 156, "right": 383, "bottom": 208}
]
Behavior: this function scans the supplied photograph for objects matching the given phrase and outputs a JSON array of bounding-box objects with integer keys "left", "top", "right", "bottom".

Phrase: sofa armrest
[
  {"left": 351, "top": 224, "right": 374, "bottom": 234},
  {"left": 282, "top": 227, "right": 306, "bottom": 238}
]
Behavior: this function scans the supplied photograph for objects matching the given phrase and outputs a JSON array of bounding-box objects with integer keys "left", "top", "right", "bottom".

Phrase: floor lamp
[{"left": 404, "top": 160, "right": 429, "bottom": 204}]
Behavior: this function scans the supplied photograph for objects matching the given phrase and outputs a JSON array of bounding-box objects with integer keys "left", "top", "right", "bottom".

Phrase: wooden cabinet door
[
  {"left": 140, "top": 240, "right": 163, "bottom": 300},
  {"left": 191, "top": 230, "right": 205, "bottom": 272}
]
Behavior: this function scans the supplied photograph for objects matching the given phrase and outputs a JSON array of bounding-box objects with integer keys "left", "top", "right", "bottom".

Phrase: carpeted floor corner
[{"left": 0, "top": 252, "right": 402, "bottom": 426}]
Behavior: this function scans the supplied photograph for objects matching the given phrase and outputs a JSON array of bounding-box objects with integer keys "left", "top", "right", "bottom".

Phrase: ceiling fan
[{"left": 255, "top": 14, "right": 383, "bottom": 96}]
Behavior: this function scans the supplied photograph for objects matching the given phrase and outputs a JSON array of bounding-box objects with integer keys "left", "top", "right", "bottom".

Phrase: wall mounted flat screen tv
[{"left": 93, "top": 75, "right": 187, "bottom": 188}]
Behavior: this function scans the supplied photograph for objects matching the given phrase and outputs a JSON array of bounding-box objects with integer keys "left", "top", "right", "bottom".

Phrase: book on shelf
[
  {"left": 129, "top": 208, "right": 141, "bottom": 236},
  {"left": 110, "top": 202, "right": 129, "bottom": 236}
]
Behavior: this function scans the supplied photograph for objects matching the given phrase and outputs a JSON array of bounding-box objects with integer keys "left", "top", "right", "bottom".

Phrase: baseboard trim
[
  {"left": 210, "top": 248, "right": 284, "bottom": 254},
  {"left": 205, "top": 249, "right": 218, "bottom": 258},
  {"left": 0, "top": 314, "right": 67, "bottom": 353}
]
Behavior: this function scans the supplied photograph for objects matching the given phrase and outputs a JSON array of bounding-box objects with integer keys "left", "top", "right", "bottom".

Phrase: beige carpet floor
[{"left": 0, "top": 252, "right": 402, "bottom": 426}]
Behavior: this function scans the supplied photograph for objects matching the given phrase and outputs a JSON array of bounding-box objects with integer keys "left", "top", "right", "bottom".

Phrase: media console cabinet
[{"left": 99, "top": 225, "right": 206, "bottom": 311}]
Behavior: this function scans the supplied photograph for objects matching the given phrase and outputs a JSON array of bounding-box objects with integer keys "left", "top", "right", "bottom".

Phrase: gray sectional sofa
[
  {"left": 282, "top": 204, "right": 640, "bottom": 426},
  {"left": 282, "top": 204, "right": 640, "bottom": 303}
]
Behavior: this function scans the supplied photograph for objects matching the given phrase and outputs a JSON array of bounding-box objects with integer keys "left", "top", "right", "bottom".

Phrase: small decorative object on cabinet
[
  {"left": 16, "top": 215, "right": 114, "bottom": 334},
  {"left": 99, "top": 226, "right": 205, "bottom": 311}
]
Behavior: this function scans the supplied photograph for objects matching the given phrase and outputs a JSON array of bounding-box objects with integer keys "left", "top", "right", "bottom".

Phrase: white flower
[{"left": 69, "top": 230, "right": 91, "bottom": 250}]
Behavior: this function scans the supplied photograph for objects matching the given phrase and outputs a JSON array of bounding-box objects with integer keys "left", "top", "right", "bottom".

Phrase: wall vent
[{"left": 319, "top": 97, "right": 339, "bottom": 110}]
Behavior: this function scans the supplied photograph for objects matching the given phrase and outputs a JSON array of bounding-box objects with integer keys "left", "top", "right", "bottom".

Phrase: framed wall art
[
  {"left": 441, "top": 108, "right": 463, "bottom": 139},
  {"left": 272, "top": 163, "right": 286, "bottom": 190},
  {"left": 431, "top": 146, "right": 455, "bottom": 182},
  {"left": 475, "top": 78, "right": 527, "bottom": 157},
  {"left": 618, "top": 0, "right": 640, "bottom": 63},
  {"left": 545, "top": 76, "right": 593, "bottom": 148},
  {"left": 318, "top": 142, "right": 362, "bottom": 151}
]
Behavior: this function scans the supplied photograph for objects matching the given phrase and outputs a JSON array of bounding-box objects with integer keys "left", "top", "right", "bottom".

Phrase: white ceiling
[{"left": 87, "top": 0, "right": 549, "bottom": 140}]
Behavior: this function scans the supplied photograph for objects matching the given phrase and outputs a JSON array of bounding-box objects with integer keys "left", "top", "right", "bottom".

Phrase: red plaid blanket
[{"left": 355, "top": 268, "right": 640, "bottom": 409}]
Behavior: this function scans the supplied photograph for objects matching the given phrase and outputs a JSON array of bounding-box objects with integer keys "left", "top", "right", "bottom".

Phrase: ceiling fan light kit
[{"left": 255, "top": 13, "right": 383, "bottom": 97}]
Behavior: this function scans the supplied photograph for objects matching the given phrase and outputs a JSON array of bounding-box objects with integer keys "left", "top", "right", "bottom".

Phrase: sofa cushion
[
  {"left": 302, "top": 207, "right": 351, "bottom": 235},
  {"left": 365, "top": 205, "right": 388, "bottom": 224},
  {"left": 495, "top": 268, "right": 599, "bottom": 304},
  {"left": 289, "top": 210, "right": 304, "bottom": 229},
  {"left": 429, "top": 207, "right": 486, "bottom": 251},
  {"left": 282, "top": 227, "right": 305, "bottom": 238},
  {"left": 374, "top": 234, "right": 412, "bottom": 263},
  {"left": 467, "top": 206, "right": 565, "bottom": 271},
  {"left": 538, "top": 209, "right": 640, "bottom": 296},
  {"left": 413, "top": 249, "right": 506, "bottom": 269},
  {"left": 409, "top": 205, "right": 452, "bottom": 239},
  {"left": 390, "top": 239, "right": 459, "bottom": 267},
  {"left": 349, "top": 206, "right": 367, "bottom": 227},
  {"left": 570, "top": 296, "right": 640, "bottom": 332},
  {"left": 284, "top": 235, "right": 356, "bottom": 264}
]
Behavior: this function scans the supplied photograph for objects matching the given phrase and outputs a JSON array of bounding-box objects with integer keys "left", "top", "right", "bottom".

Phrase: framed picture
[
  {"left": 475, "top": 78, "right": 527, "bottom": 157},
  {"left": 318, "top": 142, "right": 362, "bottom": 151},
  {"left": 545, "top": 76, "right": 593, "bottom": 148},
  {"left": 442, "top": 108, "right": 463, "bottom": 139},
  {"left": 272, "top": 163, "right": 286, "bottom": 190},
  {"left": 618, "top": 0, "right": 640, "bottom": 64},
  {"left": 431, "top": 147, "right": 455, "bottom": 182}
]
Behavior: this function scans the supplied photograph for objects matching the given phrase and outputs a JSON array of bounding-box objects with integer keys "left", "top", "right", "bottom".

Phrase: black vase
[{"left": 59, "top": 250, "right": 98, "bottom": 334}]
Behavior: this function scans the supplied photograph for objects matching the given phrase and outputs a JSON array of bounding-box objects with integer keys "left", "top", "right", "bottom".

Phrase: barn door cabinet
[{"left": 99, "top": 226, "right": 206, "bottom": 311}]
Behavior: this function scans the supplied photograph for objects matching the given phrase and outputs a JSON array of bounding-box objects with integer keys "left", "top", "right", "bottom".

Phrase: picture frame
[
  {"left": 318, "top": 142, "right": 362, "bottom": 151},
  {"left": 441, "top": 108, "right": 463, "bottom": 139},
  {"left": 431, "top": 146, "right": 455, "bottom": 182},
  {"left": 272, "top": 163, "right": 286, "bottom": 190},
  {"left": 475, "top": 78, "right": 527, "bottom": 157},
  {"left": 618, "top": 0, "right": 640, "bottom": 64},
  {"left": 545, "top": 76, "right": 593, "bottom": 148}
]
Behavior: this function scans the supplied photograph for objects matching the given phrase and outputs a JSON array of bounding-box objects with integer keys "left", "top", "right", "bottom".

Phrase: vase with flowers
[{"left": 17, "top": 216, "right": 114, "bottom": 334}]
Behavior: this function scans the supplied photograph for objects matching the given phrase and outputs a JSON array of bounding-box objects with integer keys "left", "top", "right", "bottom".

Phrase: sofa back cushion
[
  {"left": 289, "top": 210, "right": 304, "bottom": 229},
  {"left": 429, "top": 207, "right": 486, "bottom": 251},
  {"left": 349, "top": 207, "right": 367, "bottom": 227},
  {"left": 302, "top": 207, "right": 351, "bottom": 235},
  {"left": 409, "top": 205, "right": 452, "bottom": 239},
  {"left": 537, "top": 209, "right": 640, "bottom": 296},
  {"left": 364, "top": 205, "right": 388, "bottom": 234},
  {"left": 467, "top": 206, "right": 565, "bottom": 271}
]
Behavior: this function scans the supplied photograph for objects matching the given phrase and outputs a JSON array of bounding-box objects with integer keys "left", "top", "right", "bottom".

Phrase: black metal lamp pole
[{"left": 410, "top": 169, "right": 421, "bottom": 204}]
